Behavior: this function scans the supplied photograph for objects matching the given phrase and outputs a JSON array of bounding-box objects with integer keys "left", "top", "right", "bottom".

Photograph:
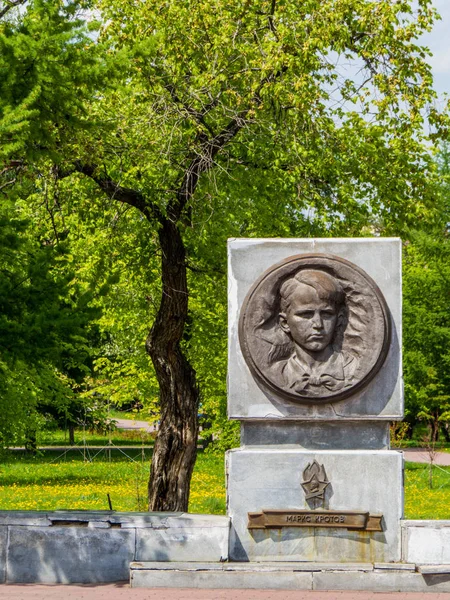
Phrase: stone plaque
[
  {"left": 238, "top": 253, "right": 391, "bottom": 404},
  {"left": 247, "top": 509, "right": 383, "bottom": 531}
]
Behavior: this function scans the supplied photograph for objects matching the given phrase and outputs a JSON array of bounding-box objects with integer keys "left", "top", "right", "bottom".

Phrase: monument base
[
  {"left": 130, "top": 561, "right": 450, "bottom": 593},
  {"left": 227, "top": 448, "right": 403, "bottom": 563},
  {"left": 0, "top": 511, "right": 449, "bottom": 585}
]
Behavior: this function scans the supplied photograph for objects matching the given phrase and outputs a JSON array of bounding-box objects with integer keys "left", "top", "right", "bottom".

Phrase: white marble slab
[
  {"left": 227, "top": 448, "right": 403, "bottom": 562},
  {"left": 228, "top": 238, "right": 403, "bottom": 420}
]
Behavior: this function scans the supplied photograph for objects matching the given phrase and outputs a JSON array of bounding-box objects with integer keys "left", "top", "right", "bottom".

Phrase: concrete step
[{"left": 130, "top": 561, "right": 450, "bottom": 593}]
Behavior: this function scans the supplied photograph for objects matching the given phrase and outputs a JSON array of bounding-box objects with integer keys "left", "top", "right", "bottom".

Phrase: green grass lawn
[
  {"left": 0, "top": 449, "right": 225, "bottom": 514},
  {"left": 37, "top": 426, "right": 156, "bottom": 447},
  {"left": 0, "top": 453, "right": 449, "bottom": 519},
  {"left": 404, "top": 461, "right": 450, "bottom": 519}
]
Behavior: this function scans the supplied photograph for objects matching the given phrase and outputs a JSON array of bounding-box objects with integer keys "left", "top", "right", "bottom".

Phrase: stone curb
[{"left": 130, "top": 562, "right": 450, "bottom": 593}]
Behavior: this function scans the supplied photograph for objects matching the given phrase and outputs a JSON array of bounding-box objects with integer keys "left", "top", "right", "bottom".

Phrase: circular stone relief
[{"left": 238, "top": 253, "right": 391, "bottom": 404}]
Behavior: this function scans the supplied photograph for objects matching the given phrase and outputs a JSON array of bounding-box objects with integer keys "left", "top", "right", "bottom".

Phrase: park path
[
  {"left": 113, "top": 418, "right": 157, "bottom": 433},
  {"left": 2, "top": 585, "right": 450, "bottom": 600},
  {"left": 113, "top": 419, "right": 450, "bottom": 466},
  {"left": 402, "top": 448, "right": 450, "bottom": 466}
]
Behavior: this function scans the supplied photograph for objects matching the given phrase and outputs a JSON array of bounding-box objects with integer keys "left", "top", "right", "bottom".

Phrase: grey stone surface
[
  {"left": 418, "top": 565, "right": 450, "bottom": 574},
  {"left": 374, "top": 562, "right": 415, "bottom": 571},
  {"left": 131, "top": 561, "right": 374, "bottom": 572},
  {"left": 131, "top": 562, "right": 225, "bottom": 571},
  {"left": 228, "top": 238, "right": 403, "bottom": 420},
  {"left": 136, "top": 525, "right": 229, "bottom": 562},
  {"left": 130, "top": 562, "right": 450, "bottom": 592},
  {"left": 0, "top": 512, "right": 230, "bottom": 584},
  {"left": 114, "top": 512, "right": 229, "bottom": 529},
  {"left": 227, "top": 448, "right": 403, "bottom": 563},
  {"left": 46, "top": 510, "right": 113, "bottom": 522},
  {"left": 130, "top": 564, "right": 313, "bottom": 590},
  {"left": 0, "top": 511, "right": 51, "bottom": 527},
  {"left": 241, "top": 421, "right": 390, "bottom": 450},
  {"left": 223, "top": 562, "right": 373, "bottom": 572},
  {"left": 0, "top": 526, "right": 6, "bottom": 584},
  {"left": 0, "top": 510, "right": 228, "bottom": 529},
  {"left": 161, "top": 514, "right": 229, "bottom": 529},
  {"left": 313, "top": 571, "right": 450, "bottom": 593},
  {"left": 402, "top": 520, "right": 450, "bottom": 564},
  {"left": 7, "top": 526, "right": 135, "bottom": 583}
]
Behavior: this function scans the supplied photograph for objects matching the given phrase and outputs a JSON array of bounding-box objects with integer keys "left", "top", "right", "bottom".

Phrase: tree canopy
[{"left": 403, "top": 144, "right": 450, "bottom": 443}]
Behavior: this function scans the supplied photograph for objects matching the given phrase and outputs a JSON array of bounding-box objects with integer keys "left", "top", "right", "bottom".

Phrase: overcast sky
[{"left": 420, "top": 0, "right": 450, "bottom": 97}]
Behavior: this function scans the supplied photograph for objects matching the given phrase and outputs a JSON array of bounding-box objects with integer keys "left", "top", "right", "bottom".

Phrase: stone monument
[
  {"left": 227, "top": 238, "right": 403, "bottom": 562},
  {"left": 1, "top": 233, "right": 450, "bottom": 589}
]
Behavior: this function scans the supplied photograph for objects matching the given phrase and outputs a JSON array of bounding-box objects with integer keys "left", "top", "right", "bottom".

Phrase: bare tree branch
[
  {"left": 268, "top": 0, "right": 278, "bottom": 37},
  {"left": 173, "top": 110, "right": 248, "bottom": 220},
  {"left": 0, "top": 179, "right": 16, "bottom": 193},
  {"left": 57, "top": 162, "right": 163, "bottom": 223},
  {"left": 171, "top": 64, "right": 289, "bottom": 221},
  {"left": 0, "top": 0, "right": 26, "bottom": 20},
  {"left": 164, "top": 83, "right": 218, "bottom": 137}
]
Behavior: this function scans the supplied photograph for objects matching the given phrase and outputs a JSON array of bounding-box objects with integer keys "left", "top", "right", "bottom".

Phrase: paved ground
[
  {"left": 402, "top": 448, "right": 450, "bottom": 466},
  {"left": 113, "top": 418, "right": 450, "bottom": 465},
  {"left": 2, "top": 585, "right": 450, "bottom": 600},
  {"left": 113, "top": 418, "right": 157, "bottom": 433},
  {"left": 101, "top": 419, "right": 450, "bottom": 467}
]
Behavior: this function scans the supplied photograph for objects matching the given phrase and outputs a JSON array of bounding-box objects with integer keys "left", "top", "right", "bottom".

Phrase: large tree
[
  {"left": 2, "top": 0, "right": 449, "bottom": 510},
  {"left": 0, "top": 0, "right": 108, "bottom": 448},
  {"left": 403, "top": 240, "right": 450, "bottom": 442},
  {"left": 0, "top": 194, "right": 103, "bottom": 448},
  {"left": 403, "top": 144, "right": 450, "bottom": 442}
]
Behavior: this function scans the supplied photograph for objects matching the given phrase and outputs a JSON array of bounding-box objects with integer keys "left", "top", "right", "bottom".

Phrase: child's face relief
[{"left": 279, "top": 283, "right": 338, "bottom": 353}]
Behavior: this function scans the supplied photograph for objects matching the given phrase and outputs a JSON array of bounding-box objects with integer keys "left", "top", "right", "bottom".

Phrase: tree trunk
[
  {"left": 430, "top": 419, "right": 439, "bottom": 444},
  {"left": 440, "top": 423, "right": 450, "bottom": 443},
  {"left": 146, "top": 218, "right": 199, "bottom": 511},
  {"left": 25, "top": 430, "right": 37, "bottom": 455},
  {"left": 69, "top": 424, "right": 75, "bottom": 446},
  {"left": 72, "top": 115, "right": 247, "bottom": 511}
]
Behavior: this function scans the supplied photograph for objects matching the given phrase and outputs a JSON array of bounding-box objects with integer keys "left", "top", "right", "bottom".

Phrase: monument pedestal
[
  {"left": 227, "top": 448, "right": 403, "bottom": 563},
  {"left": 227, "top": 238, "right": 403, "bottom": 566}
]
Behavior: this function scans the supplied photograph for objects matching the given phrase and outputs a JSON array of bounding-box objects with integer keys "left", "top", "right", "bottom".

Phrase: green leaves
[
  {"left": 0, "top": 0, "right": 102, "bottom": 161},
  {"left": 0, "top": 195, "right": 102, "bottom": 447},
  {"left": 2, "top": 0, "right": 450, "bottom": 453},
  {"left": 403, "top": 145, "right": 450, "bottom": 437},
  {"left": 86, "top": 0, "right": 448, "bottom": 232}
]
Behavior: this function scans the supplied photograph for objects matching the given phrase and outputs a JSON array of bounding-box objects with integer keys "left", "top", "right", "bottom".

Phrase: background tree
[
  {"left": 0, "top": 0, "right": 110, "bottom": 447},
  {"left": 403, "top": 143, "right": 450, "bottom": 443},
  {"left": 403, "top": 242, "right": 450, "bottom": 442},
  {"left": 1, "top": 0, "right": 449, "bottom": 510},
  {"left": 0, "top": 195, "right": 104, "bottom": 449}
]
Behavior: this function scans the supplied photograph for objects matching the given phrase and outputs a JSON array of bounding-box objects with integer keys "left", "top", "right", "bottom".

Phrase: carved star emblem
[{"left": 301, "top": 460, "right": 330, "bottom": 502}]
